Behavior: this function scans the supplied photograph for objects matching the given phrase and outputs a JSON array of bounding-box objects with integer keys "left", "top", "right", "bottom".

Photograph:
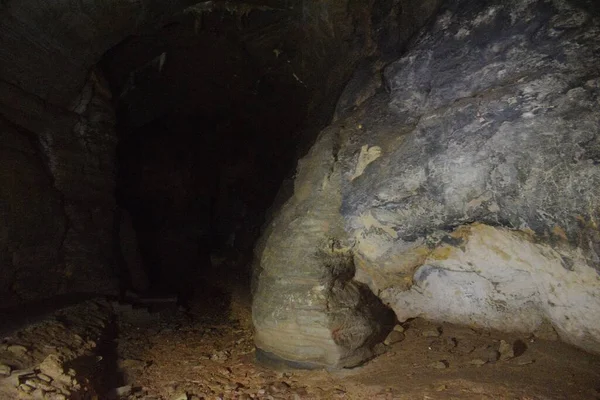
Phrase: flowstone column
[{"left": 252, "top": 127, "right": 394, "bottom": 369}]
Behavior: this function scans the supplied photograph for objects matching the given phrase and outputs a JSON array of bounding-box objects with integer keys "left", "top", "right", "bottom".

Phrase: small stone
[
  {"left": 471, "top": 345, "right": 500, "bottom": 362},
  {"left": 223, "top": 383, "right": 235, "bottom": 391},
  {"left": 37, "top": 373, "right": 53, "bottom": 382},
  {"left": 469, "top": 359, "right": 487, "bottom": 366},
  {"left": 39, "top": 354, "right": 65, "bottom": 377},
  {"left": 428, "top": 337, "right": 457, "bottom": 352},
  {"left": 111, "top": 385, "right": 132, "bottom": 397},
  {"left": 25, "top": 377, "right": 55, "bottom": 392},
  {"left": 7, "top": 344, "right": 28, "bottom": 355},
  {"left": 18, "top": 384, "right": 34, "bottom": 394},
  {"left": 533, "top": 321, "right": 559, "bottom": 341},
  {"left": 44, "top": 393, "right": 67, "bottom": 400},
  {"left": 268, "top": 381, "right": 291, "bottom": 394},
  {"left": 118, "top": 358, "right": 147, "bottom": 370},
  {"left": 384, "top": 330, "right": 405, "bottom": 346},
  {"left": 373, "top": 342, "right": 387, "bottom": 356},
  {"left": 170, "top": 393, "right": 189, "bottom": 400},
  {"left": 434, "top": 384, "right": 447, "bottom": 391},
  {"left": 210, "top": 350, "right": 229, "bottom": 362},
  {"left": 0, "top": 363, "right": 11, "bottom": 376},
  {"left": 422, "top": 328, "right": 441, "bottom": 338},
  {"left": 428, "top": 360, "right": 448, "bottom": 369},
  {"left": 498, "top": 340, "right": 514, "bottom": 360},
  {"left": 393, "top": 324, "right": 405, "bottom": 333},
  {"left": 517, "top": 359, "right": 535, "bottom": 366}
]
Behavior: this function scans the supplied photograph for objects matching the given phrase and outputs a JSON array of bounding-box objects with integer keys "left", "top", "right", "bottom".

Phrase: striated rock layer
[
  {"left": 0, "top": 69, "right": 119, "bottom": 304},
  {"left": 253, "top": 0, "right": 600, "bottom": 367}
]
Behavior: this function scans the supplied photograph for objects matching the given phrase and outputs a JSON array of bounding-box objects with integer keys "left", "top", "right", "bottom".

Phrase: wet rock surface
[{"left": 253, "top": 0, "right": 600, "bottom": 365}]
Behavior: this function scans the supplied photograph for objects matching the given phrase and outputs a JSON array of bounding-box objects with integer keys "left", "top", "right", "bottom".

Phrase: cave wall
[
  {"left": 0, "top": 116, "right": 65, "bottom": 304},
  {"left": 0, "top": 70, "right": 119, "bottom": 305},
  {"left": 0, "top": 0, "right": 209, "bottom": 305},
  {"left": 253, "top": 0, "right": 600, "bottom": 368}
]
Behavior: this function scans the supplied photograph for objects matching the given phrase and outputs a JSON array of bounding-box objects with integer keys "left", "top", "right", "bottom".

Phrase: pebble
[
  {"left": 498, "top": 340, "right": 514, "bottom": 360},
  {"left": 170, "top": 393, "right": 189, "bottom": 400},
  {"left": 25, "top": 377, "right": 55, "bottom": 392},
  {"left": 428, "top": 337, "right": 457, "bottom": 352},
  {"left": 210, "top": 350, "right": 229, "bottom": 362},
  {"left": 0, "top": 363, "right": 11, "bottom": 376},
  {"left": 37, "top": 373, "right": 53, "bottom": 382},
  {"left": 18, "top": 384, "right": 34, "bottom": 394},
  {"left": 384, "top": 330, "right": 405, "bottom": 346},
  {"left": 44, "top": 393, "right": 67, "bottom": 400},
  {"left": 428, "top": 360, "right": 448, "bottom": 369},
  {"left": 517, "top": 359, "right": 535, "bottom": 366},
  {"left": 469, "top": 359, "right": 488, "bottom": 366},
  {"left": 112, "top": 385, "right": 133, "bottom": 397},
  {"left": 7, "top": 344, "right": 28, "bottom": 355},
  {"left": 392, "top": 324, "right": 405, "bottom": 333},
  {"left": 39, "top": 354, "right": 64, "bottom": 377},
  {"left": 422, "top": 329, "right": 441, "bottom": 338},
  {"left": 268, "top": 381, "right": 291, "bottom": 394},
  {"left": 472, "top": 345, "right": 500, "bottom": 362}
]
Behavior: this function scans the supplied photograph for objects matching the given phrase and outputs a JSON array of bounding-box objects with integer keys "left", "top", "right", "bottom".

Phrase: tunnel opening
[{"left": 101, "top": 8, "right": 347, "bottom": 306}]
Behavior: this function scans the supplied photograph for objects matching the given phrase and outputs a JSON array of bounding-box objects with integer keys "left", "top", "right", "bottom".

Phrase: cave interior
[{"left": 1, "top": 0, "right": 600, "bottom": 399}]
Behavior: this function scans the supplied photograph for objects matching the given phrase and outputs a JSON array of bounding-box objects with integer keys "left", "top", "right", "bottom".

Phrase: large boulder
[{"left": 253, "top": 0, "right": 600, "bottom": 367}]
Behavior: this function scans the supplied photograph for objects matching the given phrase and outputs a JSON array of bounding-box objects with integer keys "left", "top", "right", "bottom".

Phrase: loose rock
[
  {"left": 37, "top": 373, "right": 53, "bottom": 382},
  {"left": 111, "top": 385, "right": 133, "bottom": 397},
  {"left": 499, "top": 340, "right": 515, "bottom": 361},
  {"left": 469, "top": 359, "right": 488, "bottom": 366},
  {"left": 428, "top": 360, "right": 448, "bottom": 369},
  {"left": 517, "top": 359, "right": 536, "bottom": 366},
  {"left": 0, "top": 363, "right": 11, "bottom": 376},
  {"left": 384, "top": 330, "right": 405, "bottom": 346},
  {"left": 7, "top": 344, "right": 28, "bottom": 355},
  {"left": 18, "top": 384, "right": 34, "bottom": 394},
  {"left": 422, "top": 329, "right": 441, "bottom": 338},
  {"left": 44, "top": 393, "right": 67, "bottom": 400}
]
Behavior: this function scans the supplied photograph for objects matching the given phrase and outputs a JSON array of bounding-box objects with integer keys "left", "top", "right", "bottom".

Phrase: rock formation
[{"left": 253, "top": 0, "right": 600, "bottom": 367}]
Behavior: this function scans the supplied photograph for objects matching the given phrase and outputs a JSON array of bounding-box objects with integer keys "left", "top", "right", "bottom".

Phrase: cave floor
[
  {"left": 110, "top": 292, "right": 600, "bottom": 400},
  {"left": 1, "top": 290, "right": 599, "bottom": 399}
]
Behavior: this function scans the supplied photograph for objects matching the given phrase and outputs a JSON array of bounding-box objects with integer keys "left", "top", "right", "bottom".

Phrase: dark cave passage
[{"left": 102, "top": 10, "right": 336, "bottom": 301}]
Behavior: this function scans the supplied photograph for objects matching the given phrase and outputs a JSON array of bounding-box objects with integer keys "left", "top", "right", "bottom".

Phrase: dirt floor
[
  {"left": 1, "top": 283, "right": 599, "bottom": 400},
  {"left": 108, "top": 288, "right": 600, "bottom": 400}
]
